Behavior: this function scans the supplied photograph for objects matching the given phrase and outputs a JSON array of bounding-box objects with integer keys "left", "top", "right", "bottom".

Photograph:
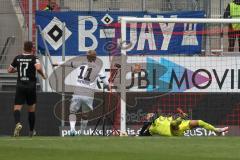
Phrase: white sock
[
  {"left": 69, "top": 114, "right": 76, "bottom": 131},
  {"left": 80, "top": 119, "right": 88, "bottom": 135}
]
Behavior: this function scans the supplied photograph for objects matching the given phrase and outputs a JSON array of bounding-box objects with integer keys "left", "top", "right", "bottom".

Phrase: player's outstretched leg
[
  {"left": 80, "top": 103, "right": 92, "bottom": 135},
  {"left": 13, "top": 105, "right": 22, "bottom": 137},
  {"left": 189, "top": 120, "right": 229, "bottom": 135},
  {"left": 215, "top": 127, "right": 229, "bottom": 135},
  {"left": 69, "top": 96, "right": 81, "bottom": 136},
  {"left": 80, "top": 114, "right": 88, "bottom": 135},
  {"left": 69, "top": 113, "right": 77, "bottom": 136}
]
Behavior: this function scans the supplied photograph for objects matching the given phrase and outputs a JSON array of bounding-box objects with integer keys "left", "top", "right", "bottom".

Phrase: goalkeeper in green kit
[{"left": 139, "top": 108, "right": 229, "bottom": 136}]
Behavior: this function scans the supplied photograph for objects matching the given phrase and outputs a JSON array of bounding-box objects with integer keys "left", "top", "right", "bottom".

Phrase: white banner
[{"left": 46, "top": 56, "right": 240, "bottom": 93}]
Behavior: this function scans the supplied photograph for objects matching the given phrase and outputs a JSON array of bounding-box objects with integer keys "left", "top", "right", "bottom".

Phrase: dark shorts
[{"left": 15, "top": 82, "right": 36, "bottom": 105}]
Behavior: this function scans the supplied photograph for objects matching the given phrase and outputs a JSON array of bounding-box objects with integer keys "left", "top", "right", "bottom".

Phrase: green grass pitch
[{"left": 0, "top": 136, "right": 239, "bottom": 160}]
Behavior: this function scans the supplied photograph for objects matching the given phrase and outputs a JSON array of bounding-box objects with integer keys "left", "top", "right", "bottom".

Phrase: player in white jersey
[{"left": 54, "top": 50, "right": 109, "bottom": 136}]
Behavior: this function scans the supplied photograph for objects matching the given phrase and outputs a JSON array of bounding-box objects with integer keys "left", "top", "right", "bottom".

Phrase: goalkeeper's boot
[
  {"left": 70, "top": 129, "right": 76, "bottom": 136},
  {"left": 13, "top": 123, "right": 22, "bottom": 137},
  {"left": 216, "top": 127, "right": 229, "bottom": 136}
]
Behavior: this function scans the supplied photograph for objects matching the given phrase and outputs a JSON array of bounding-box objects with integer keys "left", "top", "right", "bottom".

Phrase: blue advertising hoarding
[{"left": 36, "top": 11, "right": 204, "bottom": 56}]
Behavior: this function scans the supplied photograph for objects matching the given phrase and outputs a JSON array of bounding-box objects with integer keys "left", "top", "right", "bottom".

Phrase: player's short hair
[
  {"left": 24, "top": 41, "right": 33, "bottom": 52},
  {"left": 87, "top": 50, "right": 97, "bottom": 62}
]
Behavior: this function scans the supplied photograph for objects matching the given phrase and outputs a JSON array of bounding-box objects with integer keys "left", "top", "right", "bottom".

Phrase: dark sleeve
[
  {"left": 10, "top": 56, "right": 18, "bottom": 68},
  {"left": 224, "top": 4, "right": 230, "bottom": 18},
  {"left": 139, "top": 122, "right": 152, "bottom": 136}
]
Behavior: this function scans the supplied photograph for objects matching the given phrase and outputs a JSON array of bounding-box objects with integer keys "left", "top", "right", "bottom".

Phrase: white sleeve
[
  {"left": 58, "top": 61, "right": 76, "bottom": 68},
  {"left": 35, "top": 58, "right": 41, "bottom": 64},
  {"left": 98, "top": 70, "right": 109, "bottom": 86},
  {"left": 58, "top": 61, "right": 65, "bottom": 66}
]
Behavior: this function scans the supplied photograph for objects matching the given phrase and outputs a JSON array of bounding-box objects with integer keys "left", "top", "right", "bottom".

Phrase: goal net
[{"left": 117, "top": 17, "right": 240, "bottom": 136}]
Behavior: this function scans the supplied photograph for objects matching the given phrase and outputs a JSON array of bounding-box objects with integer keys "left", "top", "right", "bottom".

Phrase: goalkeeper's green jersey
[
  {"left": 149, "top": 116, "right": 191, "bottom": 136},
  {"left": 149, "top": 116, "right": 173, "bottom": 136}
]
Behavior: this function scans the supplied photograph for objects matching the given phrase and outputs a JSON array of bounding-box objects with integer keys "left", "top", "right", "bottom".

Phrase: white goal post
[{"left": 120, "top": 17, "right": 240, "bottom": 133}]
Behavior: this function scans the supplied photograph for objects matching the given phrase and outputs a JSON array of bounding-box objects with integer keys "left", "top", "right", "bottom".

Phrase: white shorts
[{"left": 70, "top": 95, "right": 94, "bottom": 113}]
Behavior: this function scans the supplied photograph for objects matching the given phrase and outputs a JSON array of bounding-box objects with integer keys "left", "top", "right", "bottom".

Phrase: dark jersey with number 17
[{"left": 11, "top": 54, "right": 40, "bottom": 85}]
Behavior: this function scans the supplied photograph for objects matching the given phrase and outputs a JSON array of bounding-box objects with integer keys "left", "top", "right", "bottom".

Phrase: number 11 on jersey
[{"left": 78, "top": 65, "right": 92, "bottom": 82}]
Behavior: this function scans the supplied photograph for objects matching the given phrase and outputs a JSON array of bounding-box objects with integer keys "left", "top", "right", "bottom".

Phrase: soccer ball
[{"left": 120, "top": 131, "right": 128, "bottom": 137}]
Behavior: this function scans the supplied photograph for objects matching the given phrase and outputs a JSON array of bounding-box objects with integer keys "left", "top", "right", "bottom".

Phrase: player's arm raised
[{"left": 52, "top": 61, "right": 75, "bottom": 68}]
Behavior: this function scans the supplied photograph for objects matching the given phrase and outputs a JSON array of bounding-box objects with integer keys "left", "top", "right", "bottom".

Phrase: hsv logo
[
  {"left": 42, "top": 17, "right": 72, "bottom": 50},
  {"left": 101, "top": 14, "right": 114, "bottom": 25}
]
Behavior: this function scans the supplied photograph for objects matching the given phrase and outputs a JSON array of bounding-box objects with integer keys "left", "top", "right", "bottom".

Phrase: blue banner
[{"left": 36, "top": 11, "right": 204, "bottom": 56}]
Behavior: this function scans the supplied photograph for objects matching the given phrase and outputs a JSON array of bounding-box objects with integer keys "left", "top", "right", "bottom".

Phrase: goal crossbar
[{"left": 120, "top": 17, "right": 240, "bottom": 24}]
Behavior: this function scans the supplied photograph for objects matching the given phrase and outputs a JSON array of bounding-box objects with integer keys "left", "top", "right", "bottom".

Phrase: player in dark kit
[{"left": 8, "top": 41, "right": 46, "bottom": 137}]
